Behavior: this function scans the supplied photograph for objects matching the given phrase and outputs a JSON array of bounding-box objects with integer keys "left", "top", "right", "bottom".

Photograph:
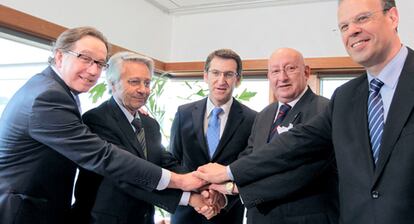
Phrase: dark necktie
[
  {"left": 268, "top": 104, "right": 292, "bottom": 142},
  {"left": 206, "top": 107, "right": 223, "bottom": 158},
  {"left": 131, "top": 117, "right": 147, "bottom": 158},
  {"left": 368, "top": 78, "right": 384, "bottom": 164}
]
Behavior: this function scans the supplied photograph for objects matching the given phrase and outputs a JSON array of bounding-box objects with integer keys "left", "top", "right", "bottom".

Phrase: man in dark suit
[
  {"left": 71, "top": 51, "right": 222, "bottom": 224},
  {"left": 196, "top": 0, "right": 414, "bottom": 223},
  {"left": 169, "top": 49, "right": 257, "bottom": 224},
  {"left": 210, "top": 48, "right": 339, "bottom": 224},
  {"left": 0, "top": 27, "right": 205, "bottom": 224}
]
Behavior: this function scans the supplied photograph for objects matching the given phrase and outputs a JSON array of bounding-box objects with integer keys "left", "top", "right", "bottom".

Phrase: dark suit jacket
[
  {"left": 238, "top": 88, "right": 339, "bottom": 224},
  {"left": 71, "top": 97, "right": 184, "bottom": 224},
  {"left": 230, "top": 47, "right": 414, "bottom": 224},
  {"left": 169, "top": 98, "right": 256, "bottom": 224},
  {"left": 0, "top": 67, "right": 163, "bottom": 224}
]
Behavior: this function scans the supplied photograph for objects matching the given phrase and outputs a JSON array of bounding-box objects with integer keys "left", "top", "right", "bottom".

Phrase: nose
[
  {"left": 86, "top": 62, "right": 102, "bottom": 76},
  {"left": 345, "top": 22, "right": 362, "bottom": 37}
]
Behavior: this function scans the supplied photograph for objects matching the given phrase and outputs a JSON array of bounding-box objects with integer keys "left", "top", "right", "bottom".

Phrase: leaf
[
  {"left": 89, "top": 82, "right": 107, "bottom": 103},
  {"left": 236, "top": 88, "right": 257, "bottom": 101}
]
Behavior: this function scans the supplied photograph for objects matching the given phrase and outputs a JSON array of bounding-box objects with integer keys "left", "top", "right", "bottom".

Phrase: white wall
[
  {"left": 2, "top": 0, "right": 413, "bottom": 62},
  {"left": 1, "top": 0, "right": 173, "bottom": 61},
  {"left": 171, "top": 0, "right": 414, "bottom": 61}
]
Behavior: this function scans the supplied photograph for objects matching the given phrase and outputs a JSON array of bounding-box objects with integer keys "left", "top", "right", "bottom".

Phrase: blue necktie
[
  {"left": 268, "top": 104, "right": 291, "bottom": 142},
  {"left": 368, "top": 78, "right": 384, "bottom": 164},
  {"left": 206, "top": 107, "right": 223, "bottom": 158}
]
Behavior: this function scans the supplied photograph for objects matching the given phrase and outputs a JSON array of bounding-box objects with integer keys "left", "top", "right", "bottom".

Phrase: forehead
[
  {"left": 209, "top": 57, "right": 238, "bottom": 70},
  {"left": 120, "top": 61, "right": 151, "bottom": 78},
  {"left": 338, "top": 0, "right": 383, "bottom": 22},
  {"left": 72, "top": 35, "right": 107, "bottom": 59},
  {"left": 269, "top": 51, "right": 301, "bottom": 68}
]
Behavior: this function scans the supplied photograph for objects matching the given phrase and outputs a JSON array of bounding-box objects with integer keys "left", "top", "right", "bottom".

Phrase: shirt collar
[
  {"left": 113, "top": 96, "right": 140, "bottom": 123},
  {"left": 206, "top": 96, "right": 233, "bottom": 117},
  {"left": 279, "top": 86, "right": 308, "bottom": 109},
  {"left": 367, "top": 45, "right": 408, "bottom": 89}
]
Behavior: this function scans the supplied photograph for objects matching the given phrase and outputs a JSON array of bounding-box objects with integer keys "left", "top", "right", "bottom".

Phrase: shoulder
[
  {"left": 233, "top": 100, "right": 257, "bottom": 117},
  {"left": 177, "top": 98, "right": 206, "bottom": 112}
]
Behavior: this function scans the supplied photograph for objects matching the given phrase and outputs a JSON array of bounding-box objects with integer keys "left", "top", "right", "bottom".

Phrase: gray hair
[
  {"left": 105, "top": 51, "right": 154, "bottom": 88},
  {"left": 49, "top": 26, "right": 110, "bottom": 65}
]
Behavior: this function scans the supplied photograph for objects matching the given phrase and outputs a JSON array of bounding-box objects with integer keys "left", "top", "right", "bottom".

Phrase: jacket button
[{"left": 371, "top": 191, "right": 379, "bottom": 199}]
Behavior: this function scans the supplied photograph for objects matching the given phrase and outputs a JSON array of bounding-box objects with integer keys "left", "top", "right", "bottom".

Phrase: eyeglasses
[
  {"left": 269, "top": 65, "right": 300, "bottom": 77},
  {"left": 208, "top": 70, "right": 238, "bottom": 79},
  {"left": 338, "top": 9, "right": 389, "bottom": 34},
  {"left": 127, "top": 78, "right": 151, "bottom": 88},
  {"left": 66, "top": 50, "right": 108, "bottom": 70}
]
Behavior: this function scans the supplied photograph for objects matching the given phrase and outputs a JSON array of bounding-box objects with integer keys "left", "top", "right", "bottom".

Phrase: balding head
[{"left": 267, "top": 48, "right": 310, "bottom": 103}]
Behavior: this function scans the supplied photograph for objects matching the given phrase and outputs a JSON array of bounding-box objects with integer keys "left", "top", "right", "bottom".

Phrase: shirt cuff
[
  {"left": 179, "top": 192, "right": 191, "bottom": 206},
  {"left": 222, "top": 193, "right": 228, "bottom": 208},
  {"left": 226, "top": 166, "right": 235, "bottom": 181},
  {"left": 156, "top": 168, "right": 171, "bottom": 190}
]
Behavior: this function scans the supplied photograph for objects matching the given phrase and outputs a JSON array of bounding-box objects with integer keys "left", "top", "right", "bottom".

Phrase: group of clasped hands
[{"left": 178, "top": 163, "right": 233, "bottom": 219}]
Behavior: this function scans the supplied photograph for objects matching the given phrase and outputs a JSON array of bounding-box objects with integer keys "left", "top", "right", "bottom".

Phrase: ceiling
[{"left": 145, "top": 0, "right": 335, "bottom": 14}]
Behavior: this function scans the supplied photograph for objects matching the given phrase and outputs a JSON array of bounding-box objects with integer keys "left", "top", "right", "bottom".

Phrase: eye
[
  {"left": 211, "top": 70, "right": 220, "bottom": 76},
  {"left": 144, "top": 81, "right": 151, "bottom": 88},
  {"left": 271, "top": 70, "right": 281, "bottom": 76},
  {"left": 339, "top": 24, "right": 349, "bottom": 33},
  {"left": 285, "top": 65, "right": 297, "bottom": 73},
  {"left": 128, "top": 79, "right": 140, "bottom": 86},
  {"left": 78, "top": 54, "right": 93, "bottom": 63},
  {"left": 356, "top": 14, "right": 370, "bottom": 24},
  {"left": 224, "top": 72, "right": 236, "bottom": 78}
]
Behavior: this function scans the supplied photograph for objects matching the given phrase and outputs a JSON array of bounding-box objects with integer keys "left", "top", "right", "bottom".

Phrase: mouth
[
  {"left": 350, "top": 39, "right": 369, "bottom": 48},
  {"left": 80, "top": 76, "right": 95, "bottom": 84}
]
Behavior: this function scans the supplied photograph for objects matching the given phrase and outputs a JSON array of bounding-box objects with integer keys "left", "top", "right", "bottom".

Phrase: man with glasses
[
  {"left": 209, "top": 48, "right": 339, "bottom": 224},
  {"left": 196, "top": 0, "right": 414, "bottom": 223},
  {"left": 169, "top": 49, "right": 257, "bottom": 223},
  {"left": 0, "top": 27, "right": 206, "bottom": 224},
  {"left": 71, "top": 51, "right": 223, "bottom": 224}
]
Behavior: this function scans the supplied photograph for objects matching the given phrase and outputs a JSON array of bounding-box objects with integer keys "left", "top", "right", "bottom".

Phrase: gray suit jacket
[
  {"left": 230, "top": 47, "right": 414, "bottom": 224},
  {"left": 238, "top": 88, "right": 338, "bottom": 224},
  {"left": 0, "top": 67, "right": 162, "bottom": 224}
]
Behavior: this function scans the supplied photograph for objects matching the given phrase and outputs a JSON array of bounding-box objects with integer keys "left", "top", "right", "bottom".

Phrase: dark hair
[
  {"left": 49, "top": 26, "right": 110, "bottom": 64},
  {"left": 338, "top": 0, "right": 396, "bottom": 10},
  {"left": 204, "top": 49, "right": 242, "bottom": 77}
]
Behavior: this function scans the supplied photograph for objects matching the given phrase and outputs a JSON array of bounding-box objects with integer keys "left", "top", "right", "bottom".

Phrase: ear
[
  {"left": 54, "top": 50, "right": 64, "bottom": 68},
  {"left": 304, "top": 65, "right": 311, "bottom": 80},
  {"left": 203, "top": 71, "right": 209, "bottom": 83},
  {"left": 387, "top": 7, "right": 399, "bottom": 31},
  {"left": 235, "top": 75, "right": 242, "bottom": 87}
]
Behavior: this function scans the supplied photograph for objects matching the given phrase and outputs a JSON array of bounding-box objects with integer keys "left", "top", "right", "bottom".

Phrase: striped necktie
[
  {"left": 368, "top": 78, "right": 384, "bottom": 164},
  {"left": 268, "top": 104, "right": 291, "bottom": 142},
  {"left": 131, "top": 117, "right": 147, "bottom": 158}
]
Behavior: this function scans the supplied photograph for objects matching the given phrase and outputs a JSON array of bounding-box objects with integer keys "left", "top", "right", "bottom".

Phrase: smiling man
[
  {"left": 169, "top": 49, "right": 257, "bottom": 224},
  {"left": 0, "top": 27, "right": 206, "bottom": 224},
  {"left": 196, "top": 0, "right": 414, "bottom": 223}
]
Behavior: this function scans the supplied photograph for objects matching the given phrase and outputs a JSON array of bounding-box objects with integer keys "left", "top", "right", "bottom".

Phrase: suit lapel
[
  {"left": 374, "top": 50, "right": 414, "bottom": 182},
  {"left": 192, "top": 99, "right": 210, "bottom": 159},
  {"left": 353, "top": 78, "right": 376, "bottom": 175},
  {"left": 108, "top": 98, "right": 146, "bottom": 158},
  {"left": 212, "top": 100, "right": 244, "bottom": 160}
]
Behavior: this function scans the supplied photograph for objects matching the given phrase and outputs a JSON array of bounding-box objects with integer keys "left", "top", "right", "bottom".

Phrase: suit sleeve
[
  {"left": 73, "top": 111, "right": 183, "bottom": 213},
  {"left": 29, "top": 89, "right": 162, "bottom": 191},
  {"left": 169, "top": 109, "right": 184, "bottom": 164},
  {"left": 230, "top": 100, "right": 334, "bottom": 186}
]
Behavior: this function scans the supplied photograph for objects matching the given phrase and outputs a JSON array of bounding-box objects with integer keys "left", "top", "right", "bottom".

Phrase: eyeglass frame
[
  {"left": 268, "top": 64, "right": 301, "bottom": 77},
  {"left": 207, "top": 69, "right": 239, "bottom": 79},
  {"left": 337, "top": 8, "right": 391, "bottom": 34},
  {"left": 65, "top": 50, "right": 109, "bottom": 70},
  {"left": 127, "top": 78, "right": 151, "bottom": 88}
]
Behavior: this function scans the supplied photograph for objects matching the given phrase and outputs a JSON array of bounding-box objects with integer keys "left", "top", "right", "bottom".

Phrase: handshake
[{"left": 169, "top": 163, "right": 237, "bottom": 219}]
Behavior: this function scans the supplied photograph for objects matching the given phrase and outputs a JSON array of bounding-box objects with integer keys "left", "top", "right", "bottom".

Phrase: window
[{"left": 319, "top": 75, "right": 357, "bottom": 99}]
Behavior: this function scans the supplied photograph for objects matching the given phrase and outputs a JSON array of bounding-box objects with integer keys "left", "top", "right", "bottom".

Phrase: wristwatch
[{"left": 225, "top": 182, "right": 234, "bottom": 195}]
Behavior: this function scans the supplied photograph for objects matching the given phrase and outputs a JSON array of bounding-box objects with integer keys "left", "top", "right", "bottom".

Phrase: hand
[
  {"left": 195, "top": 163, "right": 230, "bottom": 183},
  {"left": 209, "top": 182, "right": 239, "bottom": 195},
  {"left": 138, "top": 106, "right": 149, "bottom": 116},
  {"left": 189, "top": 192, "right": 217, "bottom": 219},
  {"left": 168, "top": 172, "right": 207, "bottom": 191},
  {"left": 202, "top": 189, "right": 226, "bottom": 209}
]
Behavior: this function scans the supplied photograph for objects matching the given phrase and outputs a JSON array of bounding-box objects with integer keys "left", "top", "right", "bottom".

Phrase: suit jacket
[
  {"left": 169, "top": 97, "right": 256, "bottom": 224},
  {"left": 238, "top": 88, "right": 339, "bottom": 224},
  {"left": 71, "top": 97, "right": 184, "bottom": 224},
  {"left": 230, "top": 47, "right": 414, "bottom": 224},
  {"left": 0, "top": 67, "right": 163, "bottom": 224}
]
